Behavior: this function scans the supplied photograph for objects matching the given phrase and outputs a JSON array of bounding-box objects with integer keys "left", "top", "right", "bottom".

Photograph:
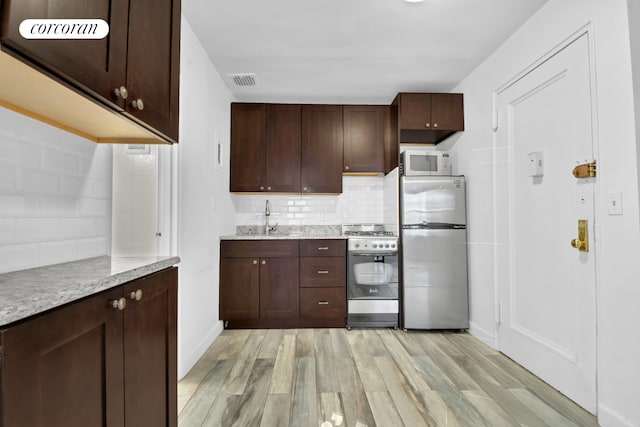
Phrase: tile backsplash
[
  {"left": 0, "top": 108, "right": 112, "bottom": 273},
  {"left": 232, "top": 175, "right": 385, "bottom": 227}
]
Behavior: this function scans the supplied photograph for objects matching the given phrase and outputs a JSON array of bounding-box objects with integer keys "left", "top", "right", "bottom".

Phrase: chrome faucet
[
  {"left": 263, "top": 200, "right": 278, "bottom": 235},
  {"left": 264, "top": 200, "right": 271, "bottom": 235}
]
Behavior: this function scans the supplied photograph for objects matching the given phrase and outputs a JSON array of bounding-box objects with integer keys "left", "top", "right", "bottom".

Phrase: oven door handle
[{"left": 349, "top": 252, "right": 398, "bottom": 257}]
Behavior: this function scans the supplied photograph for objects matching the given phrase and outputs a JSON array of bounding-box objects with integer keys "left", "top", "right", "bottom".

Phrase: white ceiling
[{"left": 182, "top": 0, "right": 549, "bottom": 104}]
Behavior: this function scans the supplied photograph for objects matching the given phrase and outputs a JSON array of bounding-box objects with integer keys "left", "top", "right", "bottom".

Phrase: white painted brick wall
[{"left": 0, "top": 108, "right": 112, "bottom": 273}]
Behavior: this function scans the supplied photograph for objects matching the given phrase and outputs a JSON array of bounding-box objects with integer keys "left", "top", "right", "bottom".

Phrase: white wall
[
  {"left": 0, "top": 109, "right": 112, "bottom": 273},
  {"left": 111, "top": 144, "right": 158, "bottom": 256},
  {"left": 440, "top": 0, "right": 640, "bottom": 425},
  {"left": 176, "top": 18, "right": 236, "bottom": 378},
  {"left": 232, "top": 175, "right": 384, "bottom": 228}
]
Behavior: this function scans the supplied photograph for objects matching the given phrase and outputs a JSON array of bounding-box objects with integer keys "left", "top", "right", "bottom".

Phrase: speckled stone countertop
[
  {"left": 0, "top": 255, "right": 180, "bottom": 327},
  {"left": 220, "top": 225, "right": 345, "bottom": 240}
]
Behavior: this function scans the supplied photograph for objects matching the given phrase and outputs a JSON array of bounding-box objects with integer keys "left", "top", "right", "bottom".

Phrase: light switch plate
[
  {"left": 527, "top": 151, "right": 544, "bottom": 177},
  {"left": 608, "top": 191, "right": 623, "bottom": 215}
]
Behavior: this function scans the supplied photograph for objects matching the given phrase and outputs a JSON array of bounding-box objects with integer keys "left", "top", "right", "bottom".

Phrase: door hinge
[
  {"left": 495, "top": 301, "right": 501, "bottom": 325},
  {"left": 492, "top": 108, "right": 499, "bottom": 131},
  {"left": 572, "top": 161, "right": 596, "bottom": 178}
]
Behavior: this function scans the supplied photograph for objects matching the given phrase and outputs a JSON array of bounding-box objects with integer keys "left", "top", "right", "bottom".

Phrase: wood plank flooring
[{"left": 178, "top": 329, "right": 599, "bottom": 427}]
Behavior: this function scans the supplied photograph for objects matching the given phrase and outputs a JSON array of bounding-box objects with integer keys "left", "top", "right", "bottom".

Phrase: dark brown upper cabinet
[
  {"left": 394, "top": 92, "right": 464, "bottom": 144},
  {"left": 0, "top": 0, "right": 180, "bottom": 144},
  {"left": 230, "top": 103, "right": 267, "bottom": 192},
  {"left": 301, "top": 104, "right": 344, "bottom": 194},
  {"left": 230, "top": 103, "right": 302, "bottom": 193},
  {"left": 343, "top": 105, "right": 385, "bottom": 173},
  {"left": 266, "top": 104, "right": 302, "bottom": 192}
]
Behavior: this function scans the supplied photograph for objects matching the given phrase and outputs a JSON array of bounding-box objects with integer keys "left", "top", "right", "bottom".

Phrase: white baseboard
[
  {"left": 468, "top": 321, "right": 498, "bottom": 350},
  {"left": 178, "top": 320, "right": 224, "bottom": 379},
  {"left": 598, "top": 404, "right": 636, "bottom": 427}
]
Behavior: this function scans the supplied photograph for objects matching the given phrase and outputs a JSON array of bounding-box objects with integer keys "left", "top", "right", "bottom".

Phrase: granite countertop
[
  {"left": 220, "top": 224, "right": 345, "bottom": 240},
  {"left": 0, "top": 255, "right": 180, "bottom": 328}
]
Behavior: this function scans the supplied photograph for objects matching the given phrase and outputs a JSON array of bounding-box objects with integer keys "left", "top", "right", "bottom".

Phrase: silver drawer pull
[
  {"left": 317, "top": 247, "right": 329, "bottom": 250},
  {"left": 318, "top": 301, "right": 329, "bottom": 305},
  {"left": 317, "top": 270, "right": 329, "bottom": 274}
]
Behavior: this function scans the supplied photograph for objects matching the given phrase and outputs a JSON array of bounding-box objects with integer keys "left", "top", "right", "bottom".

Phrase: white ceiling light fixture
[{"left": 403, "top": 0, "right": 425, "bottom": 3}]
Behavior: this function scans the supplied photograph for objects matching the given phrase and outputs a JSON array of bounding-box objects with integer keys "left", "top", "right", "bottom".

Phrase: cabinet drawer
[
  {"left": 300, "top": 257, "right": 345, "bottom": 287},
  {"left": 299, "top": 239, "right": 345, "bottom": 257},
  {"left": 221, "top": 240, "right": 299, "bottom": 258},
  {"left": 300, "top": 288, "right": 346, "bottom": 319}
]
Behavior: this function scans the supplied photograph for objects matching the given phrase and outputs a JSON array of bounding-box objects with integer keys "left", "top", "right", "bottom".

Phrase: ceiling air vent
[{"left": 228, "top": 73, "right": 257, "bottom": 87}]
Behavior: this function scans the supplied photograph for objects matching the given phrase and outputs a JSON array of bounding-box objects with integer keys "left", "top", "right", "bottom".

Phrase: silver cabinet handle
[
  {"left": 318, "top": 301, "right": 329, "bottom": 305},
  {"left": 260, "top": 186, "right": 265, "bottom": 191},
  {"left": 130, "top": 289, "right": 142, "bottom": 301},
  {"left": 317, "top": 247, "right": 329, "bottom": 251},
  {"left": 345, "top": 165, "right": 350, "bottom": 170},
  {"left": 317, "top": 270, "right": 329, "bottom": 274},
  {"left": 111, "top": 297, "right": 127, "bottom": 311},
  {"left": 113, "top": 86, "right": 128, "bottom": 99},
  {"left": 253, "top": 260, "right": 258, "bottom": 265},
  {"left": 131, "top": 98, "right": 144, "bottom": 111},
  {"left": 425, "top": 123, "right": 431, "bottom": 128},
  {"left": 433, "top": 123, "right": 439, "bottom": 128},
  {"left": 303, "top": 187, "right": 308, "bottom": 192},
  {"left": 261, "top": 260, "right": 266, "bottom": 265}
]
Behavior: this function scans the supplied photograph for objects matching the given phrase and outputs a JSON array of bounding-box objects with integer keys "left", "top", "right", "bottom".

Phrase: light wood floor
[{"left": 178, "top": 328, "right": 599, "bottom": 427}]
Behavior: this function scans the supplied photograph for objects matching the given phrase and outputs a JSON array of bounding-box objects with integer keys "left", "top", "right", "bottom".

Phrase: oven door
[{"left": 347, "top": 252, "right": 398, "bottom": 299}]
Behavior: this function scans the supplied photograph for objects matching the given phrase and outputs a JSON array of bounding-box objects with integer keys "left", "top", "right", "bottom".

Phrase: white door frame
[{"left": 492, "top": 23, "right": 601, "bottom": 410}]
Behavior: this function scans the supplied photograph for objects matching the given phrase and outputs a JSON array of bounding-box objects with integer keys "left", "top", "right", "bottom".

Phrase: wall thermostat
[{"left": 528, "top": 151, "right": 544, "bottom": 177}]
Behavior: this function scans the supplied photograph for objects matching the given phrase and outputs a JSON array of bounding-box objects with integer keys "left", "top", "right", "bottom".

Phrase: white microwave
[{"left": 400, "top": 150, "right": 451, "bottom": 175}]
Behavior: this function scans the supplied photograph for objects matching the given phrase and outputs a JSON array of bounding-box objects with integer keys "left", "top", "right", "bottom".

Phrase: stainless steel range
[{"left": 342, "top": 224, "right": 399, "bottom": 329}]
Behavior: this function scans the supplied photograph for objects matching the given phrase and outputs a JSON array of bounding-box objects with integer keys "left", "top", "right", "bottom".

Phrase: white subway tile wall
[
  {"left": 383, "top": 167, "right": 399, "bottom": 234},
  {"left": 0, "top": 108, "right": 112, "bottom": 273},
  {"left": 232, "top": 175, "right": 385, "bottom": 226}
]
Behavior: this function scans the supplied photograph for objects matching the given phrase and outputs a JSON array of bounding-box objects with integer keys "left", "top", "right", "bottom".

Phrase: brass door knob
[
  {"left": 571, "top": 238, "right": 583, "bottom": 249},
  {"left": 571, "top": 219, "right": 589, "bottom": 252}
]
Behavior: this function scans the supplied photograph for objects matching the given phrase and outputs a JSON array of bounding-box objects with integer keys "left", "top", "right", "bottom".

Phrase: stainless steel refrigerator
[{"left": 400, "top": 175, "right": 469, "bottom": 329}]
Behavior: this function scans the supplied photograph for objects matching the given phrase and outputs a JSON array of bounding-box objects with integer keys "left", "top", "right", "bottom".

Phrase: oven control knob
[
  {"left": 385, "top": 243, "right": 390, "bottom": 248},
  {"left": 372, "top": 243, "right": 378, "bottom": 248},
  {"left": 355, "top": 243, "right": 360, "bottom": 248}
]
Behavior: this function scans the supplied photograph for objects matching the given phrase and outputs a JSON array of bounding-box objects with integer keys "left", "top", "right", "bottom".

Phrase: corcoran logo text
[{"left": 19, "top": 19, "right": 109, "bottom": 39}]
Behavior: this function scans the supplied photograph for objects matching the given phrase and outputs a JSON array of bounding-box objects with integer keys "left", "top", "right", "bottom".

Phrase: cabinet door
[
  {"left": 220, "top": 257, "right": 260, "bottom": 319},
  {"left": 431, "top": 93, "right": 464, "bottom": 131},
  {"left": 125, "top": 0, "right": 181, "bottom": 142},
  {"left": 301, "top": 105, "right": 343, "bottom": 193},
  {"left": 123, "top": 267, "right": 177, "bottom": 427},
  {"left": 343, "top": 105, "right": 385, "bottom": 173},
  {"left": 266, "top": 104, "right": 301, "bottom": 192},
  {"left": 1, "top": 287, "right": 125, "bottom": 427},
  {"left": 259, "top": 257, "right": 299, "bottom": 319},
  {"left": 230, "top": 103, "right": 266, "bottom": 192},
  {"left": 399, "top": 93, "right": 432, "bottom": 130},
  {"left": 0, "top": 0, "right": 128, "bottom": 107}
]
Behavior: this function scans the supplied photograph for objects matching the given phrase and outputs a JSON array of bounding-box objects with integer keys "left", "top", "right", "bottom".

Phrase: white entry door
[{"left": 495, "top": 33, "right": 597, "bottom": 413}]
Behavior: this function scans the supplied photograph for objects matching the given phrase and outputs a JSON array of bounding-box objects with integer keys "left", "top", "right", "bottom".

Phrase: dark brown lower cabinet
[
  {"left": 0, "top": 267, "right": 178, "bottom": 427},
  {"left": 220, "top": 240, "right": 346, "bottom": 328}
]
